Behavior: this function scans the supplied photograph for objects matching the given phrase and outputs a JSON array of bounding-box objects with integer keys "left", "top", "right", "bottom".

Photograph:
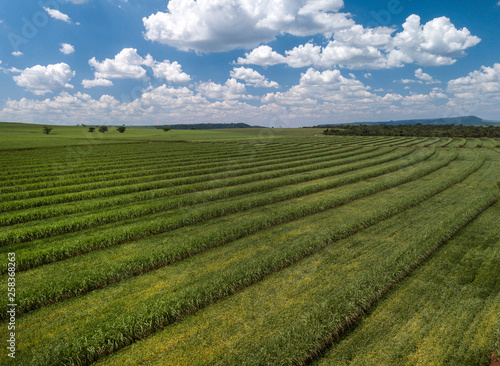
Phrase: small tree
[
  {"left": 88, "top": 127, "right": 96, "bottom": 133},
  {"left": 117, "top": 126, "right": 126, "bottom": 133},
  {"left": 98, "top": 126, "right": 108, "bottom": 133},
  {"left": 163, "top": 127, "right": 171, "bottom": 132},
  {"left": 42, "top": 125, "right": 53, "bottom": 135}
]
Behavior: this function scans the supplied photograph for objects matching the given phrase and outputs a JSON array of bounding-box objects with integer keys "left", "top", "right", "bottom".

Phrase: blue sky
[{"left": 0, "top": 0, "right": 499, "bottom": 126}]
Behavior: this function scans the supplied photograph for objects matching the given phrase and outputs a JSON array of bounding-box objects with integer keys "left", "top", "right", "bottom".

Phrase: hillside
[{"left": 318, "top": 116, "right": 499, "bottom": 126}]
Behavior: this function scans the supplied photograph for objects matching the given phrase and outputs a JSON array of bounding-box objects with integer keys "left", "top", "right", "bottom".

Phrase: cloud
[
  {"left": 43, "top": 7, "right": 71, "bottom": 23},
  {"left": 261, "top": 68, "right": 373, "bottom": 106},
  {"left": 447, "top": 63, "right": 500, "bottom": 100},
  {"left": 82, "top": 78, "right": 113, "bottom": 88},
  {"left": 363, "top": 73, "right": 372, "bottom": 79},
  {"left": 60, "top": 43, "right": 75, "bottom": 54},
  {"left": 196, "top": 78, "right": 249, "bottom": 100},
  {"left": 237, "top": 15, "right": 480, "bottom": 70},
  {"left": 236, "top": 46, "right": 287, "bottom": 67},
  {"left": 393, "top": 15, "right": 480, "bottom": 66},
  {"left": 151, "top": 60, "right": 191, "bottom": 83},
  {"left": 143, "top": 0, "right": 353, "bottom": 52},
  {"left": 230, "top": 67, "right": 278, "bottom": 88},
  {"left": 13, "top": 63, "right": 75, "bottom": 95},
  {"left": 12, "top": 51, "right": 23, "bottom": 56},
  {"left": 397, "top": 78, "right": 421, "bottom": 84},
  {"left": 87, "top": 48, "right": 191, "bottom": 84},
  {"left": 89, "top": 48, "right": 149, "bottom": 80},
  {"left": 1, "top": 72, "right": 454, "bottom": 127},
  {"left": 414, "top": 68, "right": 440, "bottom": 84}
]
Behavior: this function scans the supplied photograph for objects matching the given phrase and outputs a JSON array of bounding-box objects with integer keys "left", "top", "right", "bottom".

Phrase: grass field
[{"left": 0, "top": 123, "right": 499, "bottom": 365}]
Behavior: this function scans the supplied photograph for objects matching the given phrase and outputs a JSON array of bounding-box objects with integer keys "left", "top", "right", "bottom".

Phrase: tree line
[{"left": 322, "top": 124, "right": 500, "bottom": 138}]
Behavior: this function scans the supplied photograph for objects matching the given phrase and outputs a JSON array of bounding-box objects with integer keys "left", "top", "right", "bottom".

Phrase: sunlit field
[{"left": 1, "top": 123, "right": 499, "bottom": 365}]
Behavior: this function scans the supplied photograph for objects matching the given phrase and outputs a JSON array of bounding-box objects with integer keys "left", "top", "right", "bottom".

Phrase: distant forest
[{"left": 322, "top": 124, "right": 500, "bottom": 138}]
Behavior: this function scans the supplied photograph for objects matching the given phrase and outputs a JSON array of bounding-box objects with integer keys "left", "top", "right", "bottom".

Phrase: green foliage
[
  {"left": 323, "top": 124, "right": 500, "bottom": 138},
  {"left": 88, "top": 127, "right": 95, "bottom": 133},
  {"left": 162, "top": 126, "right": 171, "bottom": 132},
  {"left": 42, "top": 125, "right": 52, "bottom": 135},
  {"left": 98, "top": 125, "right": 108, "bottom": 133},
  {"left": 116, "top": 126, "right": 126, "bottom": 133},
  {"left": 0, "top": 136, "right": 498, "bottom": 366}
]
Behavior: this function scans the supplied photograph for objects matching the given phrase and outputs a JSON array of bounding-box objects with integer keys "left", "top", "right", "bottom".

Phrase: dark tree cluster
[{"left": 322, "top": 124, "right": 500, "bottom": 138}]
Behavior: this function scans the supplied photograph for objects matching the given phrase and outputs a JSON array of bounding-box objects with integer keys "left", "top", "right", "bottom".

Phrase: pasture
[{"left": 0, "top": 123, "right": 499, "bottom": 365}]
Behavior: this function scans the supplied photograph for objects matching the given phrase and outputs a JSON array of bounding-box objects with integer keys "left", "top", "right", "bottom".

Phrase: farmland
[{"left": 0, "top": 123, "right": 499, "bottom": 365}]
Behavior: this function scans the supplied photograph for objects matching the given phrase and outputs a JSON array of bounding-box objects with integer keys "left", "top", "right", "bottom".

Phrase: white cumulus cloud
[
  {"left": 143, "top": 0, "right": 353, "bottom": 52},
  {"left": 196, "top": 78, "right": 248, "bottom": 100},
  {"left": 44, "top": 7, "right": 71, "bottom": 23},
  {"left": 230, "top": 67, "right": 278, "bottom": 88},
  {"left": 60, "top": 43, "right": 75, "bottom": 54},
  {"left": 13, "top": 63, "right": 75, "bottom": 95},
  {"left": 393, "top": 15, "right": 480, "bottom": 66},
  {"left": 87, "top": 48, "right": 192, "bottom": 85},
  {"left": 89, "top": 48, "right": 149, "bottom": 80},
  {"left": 447, "top": 63, "right": 500, "bottom": 99},
  {"left": 151, "top": 60, "right": 191, "bottom": 83},
  {"left": 82, "top": 78, "right": 113, "bottom": 88},
  {"left": 12, "top": 51, "right": 23, "bottom": 56},
  {"left": 414, "top": 68, "right": 440, "bottom": 84},
  {"left": 236, "top": 46, "right": 287, "bottom": 67},
  {"left": 237, "top": 15, "right": 480, "bottom": 70}
]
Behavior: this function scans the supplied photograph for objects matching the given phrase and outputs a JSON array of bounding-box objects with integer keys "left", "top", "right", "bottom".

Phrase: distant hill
[{"left": 317, "top": 116, "right": 499, "bottom": 127}]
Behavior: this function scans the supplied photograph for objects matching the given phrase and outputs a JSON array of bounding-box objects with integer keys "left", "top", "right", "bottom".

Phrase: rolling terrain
[{"left": 0, "top": 124, "right": 499, "bottom": 365}]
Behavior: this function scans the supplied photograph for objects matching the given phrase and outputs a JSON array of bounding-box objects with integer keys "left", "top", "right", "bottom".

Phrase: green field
[{"left": 0, "top": 123, "right": 499, "bottom": 365}]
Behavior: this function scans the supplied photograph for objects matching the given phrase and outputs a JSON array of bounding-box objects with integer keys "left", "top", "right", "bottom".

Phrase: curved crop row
[
  {"left": 1, "top": 148, "right": 424, "bottom": 262},
  {"left": 8, "top": 150, "right": 493, "bottom": 366},
  {"left": 313, "top": 202, "right": 500, "bottom": 366},
  {"left": 0, "top": 141, "right": 313, "bottom": 186},
  {"left": 4, "top": 148, "right": 457, "bottom": 316},
  {"left": 0, "top": 144, "right": 341, "bottom": 197},
  {"left": 0, "top": 146, "right": 378, "bottom": 215}
]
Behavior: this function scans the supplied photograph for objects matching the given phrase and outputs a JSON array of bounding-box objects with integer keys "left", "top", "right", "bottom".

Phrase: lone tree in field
[
  {"left": 98, "top": 126, "right": 108, "bottom": 133},
  {"left": 163, "top": 127, "right": 171, "bottom": 132},
  {"left": 88, "top": 127, "right": 95, "bottom": 133},
  {"left": 117, "top": 126, "right": 126, "bottom": 133},
  {"left": 42, "top": 126, "right": 53, "bottom": 135}
]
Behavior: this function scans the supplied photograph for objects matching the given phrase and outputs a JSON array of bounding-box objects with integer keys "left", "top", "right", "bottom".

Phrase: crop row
[
  {"left": 0, "top": 142, "right": 336, "bottom": 193},
  {"left": 0, "top": 140, "right": 310, "bottom": 184},
  {"left": 97, "top": 157, "right": 498, "bottom": 366},
  {"left": 3, "top": 142, "right": 324, "bottom": 191},
  {"left": 314, "top": 202, "right": 500, "bottom": 366},
  {"left": 0, "top": 143, "right": 341, "bottom": 197},
  {"left": 0, "top": 147, "right": 376, "bottom": 225},
  {"left": 0, "top": 139, "right": 318, "bottom": 183},
  {"left": 9, "top": 150, "right": 495, "bottom": 366},
  {"left": 0, "top": 147, "right": 426, "bottom": 266},
  {"left": 3, "top": 147, "right": 457, "bottom": 316},
  {"left": 0, "top": 147, "right": 383, "bottom": 218}
]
